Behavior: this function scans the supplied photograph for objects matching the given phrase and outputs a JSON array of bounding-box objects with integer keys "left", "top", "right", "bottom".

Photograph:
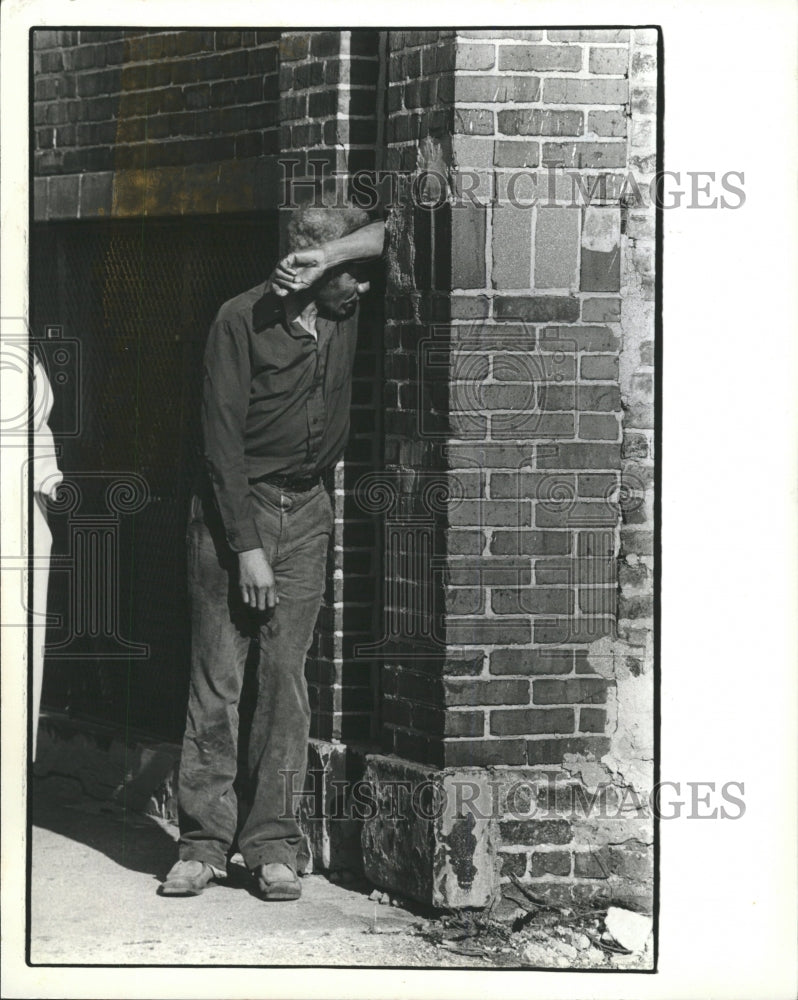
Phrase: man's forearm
[{"left": 322, "top": 220, "right": 385, "bottom": 267}]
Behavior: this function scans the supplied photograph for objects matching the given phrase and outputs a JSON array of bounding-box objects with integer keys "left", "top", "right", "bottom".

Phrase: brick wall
[
  {"left": 376, "top": 27, "right": 656, "bottom": 911},
  {"left": 274, "top": 30, "right": 384, "bottom": 744},
  {"left": 33, "top": 29, "right": 281, "bottom": 217}
]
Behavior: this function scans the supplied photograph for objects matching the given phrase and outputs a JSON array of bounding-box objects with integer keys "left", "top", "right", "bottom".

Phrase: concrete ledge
[{"left": 361, "top": 754, "right": 497, "bottom": 909}]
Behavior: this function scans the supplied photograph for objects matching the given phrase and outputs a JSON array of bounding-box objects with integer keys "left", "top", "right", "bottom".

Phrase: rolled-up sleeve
[{"left": 202, "top": 310, "right": 261, "bottom": 552}]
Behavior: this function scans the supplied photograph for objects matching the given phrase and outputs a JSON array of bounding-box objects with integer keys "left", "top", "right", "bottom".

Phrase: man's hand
[
  {"left": 268, "top": 248, "right": 329, "bottom": 298},
  {"left": 238, "top": 548, "right": 279, "bottom": 610}
]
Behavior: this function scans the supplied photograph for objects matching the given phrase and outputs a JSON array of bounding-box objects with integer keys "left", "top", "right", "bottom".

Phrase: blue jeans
[{"left": 177, "top": 479, "right": 333, "bottom": 873}]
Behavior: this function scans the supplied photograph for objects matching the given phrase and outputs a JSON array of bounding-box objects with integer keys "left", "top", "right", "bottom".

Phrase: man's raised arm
[{"left": 268, "top": 219, "right": 385, "bottom": 296}]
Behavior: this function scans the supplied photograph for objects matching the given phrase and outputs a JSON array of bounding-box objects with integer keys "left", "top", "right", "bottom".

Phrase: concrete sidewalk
[{"left": 30, "top": 777, "right": 494, "bottom": 968}]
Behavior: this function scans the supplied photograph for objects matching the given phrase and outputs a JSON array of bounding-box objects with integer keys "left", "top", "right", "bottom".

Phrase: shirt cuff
[{"left": 225, "top": 518, "right": 262, "bottom": 553}]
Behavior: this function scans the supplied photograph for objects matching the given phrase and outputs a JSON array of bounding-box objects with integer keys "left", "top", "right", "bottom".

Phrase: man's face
[{"left": 314, "top": 264, "right": 370, "bottom": 320}]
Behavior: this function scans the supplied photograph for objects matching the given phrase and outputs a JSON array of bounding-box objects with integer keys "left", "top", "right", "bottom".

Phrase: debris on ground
[
  {"left": 604, "top": 906, "right": 653, "bottom": 953},
  {"left": 412, "top": 876, "right": 654, "bottom": 969}
]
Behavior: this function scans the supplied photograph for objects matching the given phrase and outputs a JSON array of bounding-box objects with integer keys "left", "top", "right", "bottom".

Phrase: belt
[{"left": 249, "top": 470, "right": 325, "bottom": 493}]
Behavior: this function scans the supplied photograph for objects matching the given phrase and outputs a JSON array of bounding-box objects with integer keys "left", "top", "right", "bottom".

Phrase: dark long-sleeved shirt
[{"left": 202, "top": 282, "right": 359, "bottom": 552}]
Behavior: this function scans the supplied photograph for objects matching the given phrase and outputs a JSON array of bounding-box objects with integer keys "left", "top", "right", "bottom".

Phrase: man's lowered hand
[{"left": 238, "top": 548, "right": 279, "bottom": 610}]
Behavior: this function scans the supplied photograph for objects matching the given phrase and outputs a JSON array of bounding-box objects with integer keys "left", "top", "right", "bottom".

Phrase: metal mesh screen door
[{"left": 30, "top": 217, "right": 292, "bottom": 740}]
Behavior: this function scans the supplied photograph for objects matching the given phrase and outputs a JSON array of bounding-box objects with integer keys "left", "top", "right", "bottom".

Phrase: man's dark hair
[{"left": 286, "top": 205, "right": 371, "bottom": 253}]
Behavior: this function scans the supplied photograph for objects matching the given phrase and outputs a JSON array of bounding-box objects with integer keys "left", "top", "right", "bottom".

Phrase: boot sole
[
  {"left": 159, "top": 880, "right": 213, "bottom": 896},
  {"left": 258, "top": 881, "right": 301, "bottom": 901}
]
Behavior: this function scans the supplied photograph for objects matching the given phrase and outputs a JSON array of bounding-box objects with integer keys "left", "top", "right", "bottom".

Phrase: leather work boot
[
  {"left": 255, "top": 862, "right": 301, "bottom": 901},
  {"left": 159, "top": 859, "right": 217, "bottom": 896}
]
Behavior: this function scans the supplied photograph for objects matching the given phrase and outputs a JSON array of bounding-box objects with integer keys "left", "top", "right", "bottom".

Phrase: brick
[
  {"left": 455, "top": 42, "right": 496, "bottom": 70},
  {"left": 581, "top": 355, "right": 619, "bottom": 381},
  {"left": 579, "top": 707, "right": 607, "bottom": 733},
  {"left": 446, "top": 443, "right": 534, "bottom": 469},
  {"left": 493, "top": 350, "right": 576, "bottom": 383},
  {"left": 589, "top": 47, "right": 629, "bottom": 75},
  {"left": 578, "top": 473, "right": 618, "bottom": 497},
  {"left": 576, "top": 384, "right": 622, "bottom": 411},
  {"left": 547, "top": 30, "right": 629, "bottom": 42},
  {"left": 447, "top": 530, "right": 486, "bottom": 555},
  {"left": 499, "top": 819, "right": 572, "bottom": 845},
  {"left": 543, "top": 78, "right": 628, "bottom": 105},
  {"left": 492, "top": 588, "right": 572, "bottom": 615},
  {"left": 451, "top": 205, "right": 487, "bottom": 288},
  {"left": 534, "top": 208, "right": 581, "bottom": 289},
  {"left": 441, "top": 652, "right": 486, "bottom": 676},
  {"left": 445, "top": 711, "right": 485, "bottom": 737},
  {"left": 535, "top": 556, "right": 614, "bottom": 586},
  {"left": 451, "top": 136, "right": 495, "bottom": 169},
  {"left": 528, "top": 851, "right": 572, "bottom": 877},
  {"left": 445, "top": 619, "right": 532, "bottom": 645},
  {"left": 581, "top": 248, "right": 621, "bottom": 292},
  {"left": 632, "top": 50, "right": 658, "bottom": 78},
  {"left": 538, "top": 442, "right": 621, "bottom": 471},
  {"left": 574, "top": 850, "right": 609, "bottom": 878},
  {"left": 579, "top": 588, "right": 616, "bottom": 614},
  {"left": 492, "top": 412, "right": 575, "bottom": 440},
  {"left": 579, "top": 414, "right": 620, "bottom": 440},
  {"left": 587, "top": 110, "right": 627, "bottom": 138},
  {"left": 445, "top": 676, "right": 529, "bottom": 708},
  {"left": 490, "top": 472, "right": 575, "bottom": 501},
  {"left": 495, "top": 297, "right": 579, "bottom": 322},
  {"left": 310, "top": 30, "right": 341, "bottom": 57},
  {"left": 460, "top": 30, "right": 543, "bottom": 40},
  {"left": 280, "top": 33, "right": 309, "bottom": 61},
  {"left": 618, "top": 561, "right": 649, "bottom": 591},
  {"left": 536, "top": 502, "right": 615, "bottom": 528},
  {"left": 491, "top": 707, "right": 574, "bottom": 736},
  {"left": 526, "top": 736, "right": 610, "bottom": 764},
  {"left": 490, "top": 648, "right": 573, "bottom": 676},
  {"left": 448, "top": 500, "right": 532, "bottom": 528},
  {"left": 383, "top": 697, "right": 412, "bottom": 728},
  {"left": 480, "top": 383, "right": 536, "bottom": 410},
  {"left": 396, "top": 670, "right": 443, "bottom": 705},
  {"left": 582, "top": 297, "right": 621, "bottom": 322},
  {"left": 497, "top": 109, "right": 581, "bottom": 138},
  {"left": 308, "top": 90, "right": 337, "bottom": 118},
  {"left": 47, "top": 175, "right": 80, "bottom": 219},
  {"left": 445, "top": 587, "right": 485, "bottom": 615},
  {"left": 631, "top": 86, "right": 656, "bottom": 115},
  {"left": 444, "top": 739, "right": 527, "bottom": 767},
  {"left": 540, "top": 326, "right": 619, "bottom": 352},
  {"left": 456, "top": 75, "right": 541, "bottom": 103},
  {"left": 490, "top": 531, "right": 570, "bottom": 556},
  {"left": 499, "top": 44, "right": 581, "bottom": 72},
  {"left": 450, "top": 295, "right": 491, "bottom": 319},
  {"left": 618, "top": 594, "right": 654, "bottom": 619},
  {"left": 492, "top": 204, "right": 532, "bottom": 289},
  {"left": 395, "top": 729, "right": 444, "bottom": 767},
  {"left": 534, "top": 678, "right": 607, "bottom": 706},
  {"left": 501, "top": 852, "right": 527, "bottom": 877},
  {"left": 453, "top": 108, "right": 494, "bottom": 135},
  {"left": 79, "top": 171, "right": 112, "bottom": 217},
  {"left": 542, "top": 142, "right": 626, "bottom": 170}
]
